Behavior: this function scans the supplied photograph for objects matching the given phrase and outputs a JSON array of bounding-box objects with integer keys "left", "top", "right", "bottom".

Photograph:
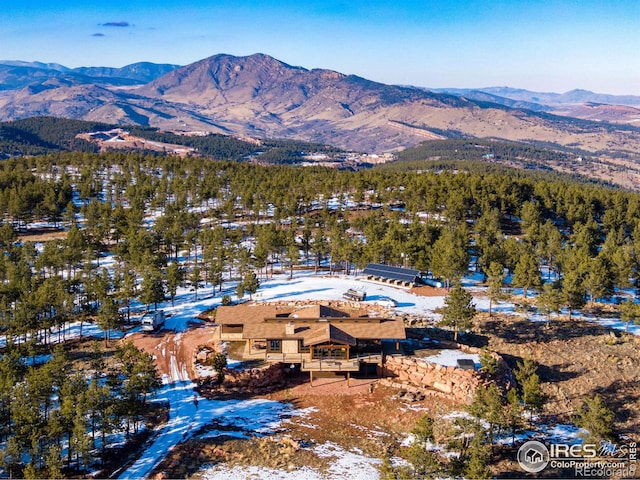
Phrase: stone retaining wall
[
  {"left": 384, "top": 355, "right": 480, "bottom": 404},
  {"left": 197, "top": 363, "right": 287, "bottom": 396},
  {"left": 222, "top": 364, "right": 287, "bottom": 394}
]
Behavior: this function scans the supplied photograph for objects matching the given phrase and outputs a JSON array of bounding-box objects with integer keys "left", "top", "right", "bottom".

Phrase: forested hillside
[
  {"left": 0, "top": 117, "right": 346, "bottom": 164},
  {"left": 388, "top": 138, "right": 592, "bottom": 172},
  {"left": 2, "top": 151, "right": 638, "bottom": 299},
  {"left": 1, "top": 151, "right": 640, "bottom": 476},
  {"left": 0, "top": 117, "right": 110, "bottom": 155},
  {"left": 126, "top": 126, "right": 345, "bottom": 163}
]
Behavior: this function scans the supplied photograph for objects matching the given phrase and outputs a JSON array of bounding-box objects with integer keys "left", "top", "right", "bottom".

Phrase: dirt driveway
[{"left": 127, "top": 323, "right": 219, "bottom": 381}]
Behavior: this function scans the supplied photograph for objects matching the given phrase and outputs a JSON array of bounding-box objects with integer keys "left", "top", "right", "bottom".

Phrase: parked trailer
[
  {"left": 343, "top": 288, "right": 366, "bottom": 301},
  {"left": 141, "top": 310, "right": 165, "bottom": 332}
]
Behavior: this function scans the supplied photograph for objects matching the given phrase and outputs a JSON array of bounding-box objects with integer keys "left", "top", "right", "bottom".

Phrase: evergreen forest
[{"left": 1, "top": 150, "right": 640, "bottom": 476}]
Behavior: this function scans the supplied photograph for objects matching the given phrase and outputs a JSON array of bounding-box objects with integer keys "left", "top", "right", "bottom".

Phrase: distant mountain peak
[{"left": 0, "top": 60, "right": 71, "bottom": 71}]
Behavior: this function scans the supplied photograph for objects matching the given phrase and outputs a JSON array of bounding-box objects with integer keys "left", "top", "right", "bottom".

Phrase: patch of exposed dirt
[
  {"left": 17, "top": 227, "right": 67, "bottom": 242},
  {"left": 409, "top": 285, "right": 449, "bottom": 297},
  {"left": 127, "top": 322, "right": 220, "bottom": 381},
  {"left": 154, "top": 374, "right": 460, "bottom": 479},
  {"left": 268, "top": 377, "right": 457, "bottom": 454}
]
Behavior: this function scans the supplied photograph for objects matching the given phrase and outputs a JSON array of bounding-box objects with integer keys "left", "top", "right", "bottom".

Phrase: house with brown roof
[{"left": 215, "top": 302, "right": 406, "bottom": 383}]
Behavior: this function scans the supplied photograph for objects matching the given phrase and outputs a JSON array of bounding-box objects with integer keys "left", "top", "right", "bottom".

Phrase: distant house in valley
[
  {"left": 215, "top": 302, "right": 406, "bottom": 384},
  {"left": 362, "top": 263, "right": 422, "bottom": 287}
]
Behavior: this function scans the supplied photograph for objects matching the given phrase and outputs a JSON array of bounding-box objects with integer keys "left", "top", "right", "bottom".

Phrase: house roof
[
  {"left": 216, "top": 304, "right": 284, "bottom": 325},
  {"left": 304, "top": 323, "right": 356, "bottom": 346},
  {"left": 293, "top": 304, "right": 350, "bottom": 318},
  {"left": 215, "top": 303, "right": 406, "bottom": 342}
]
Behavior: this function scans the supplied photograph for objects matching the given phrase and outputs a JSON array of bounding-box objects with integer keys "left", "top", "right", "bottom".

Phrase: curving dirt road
[
  {"left": 118, "top": 324, "right": 220, "bottom": 480},
  {"left": 127, "top": 323, "right": 219, "bottom": 381}
]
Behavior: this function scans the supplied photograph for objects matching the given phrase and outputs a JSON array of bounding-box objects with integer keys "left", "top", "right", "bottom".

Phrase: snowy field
[{"left": 254, "top": 272, "right": 445, "bottom": 316}]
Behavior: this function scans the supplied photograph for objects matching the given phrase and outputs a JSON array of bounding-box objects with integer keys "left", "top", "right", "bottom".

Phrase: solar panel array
[{"left": 362, "top": 263, "right": 421, "bottom": 284}]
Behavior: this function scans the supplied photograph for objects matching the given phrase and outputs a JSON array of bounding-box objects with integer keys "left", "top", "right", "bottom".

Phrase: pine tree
[
  {"left": 440, "top": 283, "right": 475, "bottom": 341},
  {"left": 486, "top": 261, "right": 507, "bottom": 317},
  {"left": 619, "top": 297, "right": 640, "bottom": 333},
  {"left": 505, "top": 387, "right": 524, "bottom": 445},
  {"left": 236, "top": 279, "right": 245, "bottom": 301},
  {"left": 412, "top": 414, "right": 434, "bottom": 443},
  {"left": 166, "top": 261, "right": 185, "bottom": 306},
  {"left": 406, "top": 442, "right": 442, "bottom": 479},
  {"left": 211, "top": 352, "right": 227, "bottom": 385},
  {"left": 514, "top": 358, "right": 545, "bottom": 421},
  {"left": 575, "top": 394, "right": 615, "bottom": 444},
  {"left": 584, "top": 254, "right": 614, "bottom": 305},
  {"left": 469, "top": 382, "right": 505, "bottom": 443},
  {"left": 189, "top": 263, "right": 203, "bottom": 301},
  {"left": 139, "top": 266, "right": 165, "bottom": 309},
  {"left": 538, "top": 220, "right": 563, "bottom": 280},
  {"left": 286, "top": 234, "right": 300, "bottom": 280},
  {"left": 561, "top": 268, "right": 587, "bottom": 321},
  {"left": 71, "top": 404, "right": 93, "bottom": 473},
  {"left": 431, "top": 226, "right": 470, "bottom": 287},
  {"left": 479, "top": 347, "right": 499, "bottom": 376},
  {"left": 44, "top": 444, "right": 63, "bottom": 479},
  {"left": 464, "top": 426, "right": 492, "bottom": 480},
  {"left": 512, "top": 249, "right": 542, "bottom": 298},
  {"left": 97, "top": 295, "right": 120, "bottom": 348},
  {"left": 537, "top": 281, "right": 563, "bottom": 328},
  {"left": 311, "top": 231, "right": 328, "bottom": 274},
  {"left": 242, "top": 270, "right": 260, "bottom": 300}
]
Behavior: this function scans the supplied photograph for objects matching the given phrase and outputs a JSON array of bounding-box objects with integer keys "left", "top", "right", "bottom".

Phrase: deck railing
[
  {"left": 300, "top": 358, "right": 360, "bottom": 372},
  {"left": 265, "top": 353, "right": 307, "bottom": 363}
]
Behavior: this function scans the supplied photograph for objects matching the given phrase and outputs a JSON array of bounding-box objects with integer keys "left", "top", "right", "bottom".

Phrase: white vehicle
[
  {"left": 375, "top": 297, "right": 398, "bottom": 308},
  {"left": 423, "top": 277, "right": 444, "bottom": 288},
  {"left": 141, "top": 310, "right": 165, "bottom": 332}
]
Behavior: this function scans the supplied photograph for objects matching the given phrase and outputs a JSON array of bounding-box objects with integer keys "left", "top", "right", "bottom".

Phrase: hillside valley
[{"left": 0, "top": 54, "right": 640, "bottom": 160}]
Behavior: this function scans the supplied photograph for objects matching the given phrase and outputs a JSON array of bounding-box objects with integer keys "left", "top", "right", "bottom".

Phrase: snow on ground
[
  {"left": 200, "top": 441, "right": 382, "bottom": 480},
  {"left": 255, "top": 272, "right": 444, "bottom": 318},
  {"left": 201, "top": 464, "right": 325, "bottom": 480},
  {"left": 418, "top": 350, "right": 481, "bottom": 368},
  {"left": 0, "top": 319, "right": 125, "bottom": 350},
  {"left": 118, "top": 379, "right": 307, "bottom": 479},
  {"left": 493, "top": 421, "right": 588, "bottom": 446},
  {"left": 315, "top": 442, "right": 382, "bottom": 478},
  {"left": 5, "top": 265, "right": 637, "bottom": 353},
  {"left": 19, "top": 353, "right": 52, "bottom": 366},
  {"left": 255, "top": 271, "right": 640, "bottom": 337},
  {"left": 539, "top": 422, "right": 588, "bottom": 444}
]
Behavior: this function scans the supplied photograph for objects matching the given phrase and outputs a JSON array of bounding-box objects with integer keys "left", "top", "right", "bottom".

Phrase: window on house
[
  {"left": 267, "top": 339, "right": 282, "bottom": 353},
  {"left": 298, "top": 340, "right": 310, "bottom": 354}
]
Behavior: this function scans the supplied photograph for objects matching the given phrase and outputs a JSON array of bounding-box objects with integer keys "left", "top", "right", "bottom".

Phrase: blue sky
[{"left": 2, "top": 0, "right": 639, "bottom": 94}]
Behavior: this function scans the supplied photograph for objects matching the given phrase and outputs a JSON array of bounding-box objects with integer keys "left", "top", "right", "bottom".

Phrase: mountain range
[{"left": 1, "top": 53, "right": 640, "bottom": 157}]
